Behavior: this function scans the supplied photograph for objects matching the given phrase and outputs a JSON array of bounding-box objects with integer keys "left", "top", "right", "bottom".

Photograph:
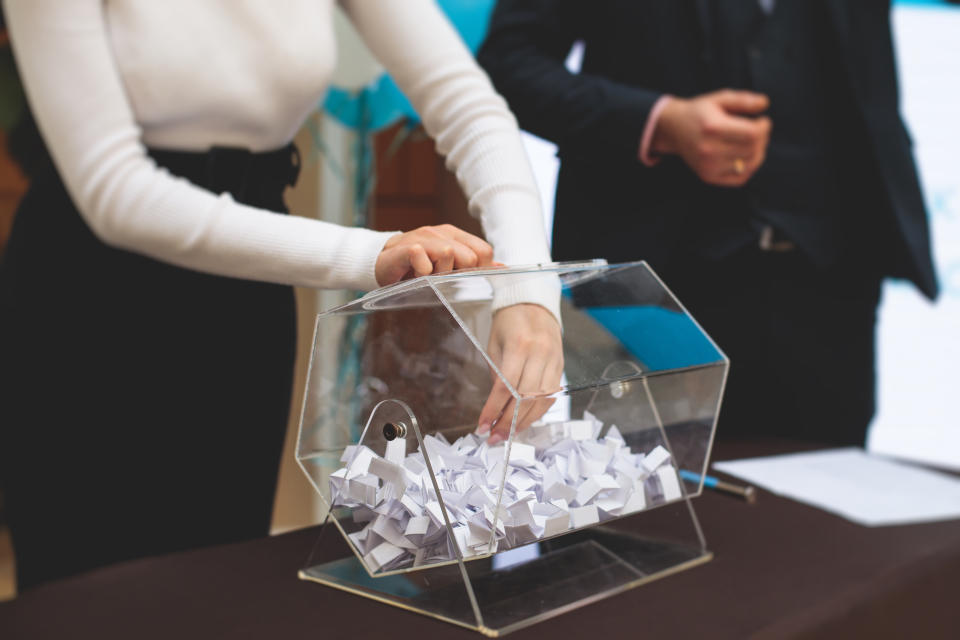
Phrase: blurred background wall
[{"left": 866, "top": 1, "right": 960, "bottom": 469}]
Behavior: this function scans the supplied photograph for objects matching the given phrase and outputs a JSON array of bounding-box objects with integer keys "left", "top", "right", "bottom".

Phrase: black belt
[
  {"left": 758, "top": 225, "right": 796, "bottom": 252},
  {"left": 148, "top": 144, "right": 301, "bottom": 206}
]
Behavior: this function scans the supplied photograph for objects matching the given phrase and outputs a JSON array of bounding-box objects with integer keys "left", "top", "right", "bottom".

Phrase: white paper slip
[
  {"left": 328, "top": 411, "right": 693, "bottom": 571},
  {"left": 714, "top": 448, "right": 960, "bottom": 527}
]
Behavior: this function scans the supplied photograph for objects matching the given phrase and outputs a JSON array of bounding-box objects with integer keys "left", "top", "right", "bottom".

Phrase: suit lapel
[
  {"left": 694, "top": 0, "right": 713, "bottom": 51},
  {"left": 822, "top": 0, "right": 860, "bottom": 96},
  {"left": 823, "top": 0, "right": 851, "bottom": 47},
  {"left": 693, "top": 0, "right": 856, "bottom": 89},
  {"left": 693, "top": 0, "right": 716, "bottom": 84}
]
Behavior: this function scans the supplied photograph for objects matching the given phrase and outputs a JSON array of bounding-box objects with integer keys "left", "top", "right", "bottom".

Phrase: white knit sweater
[{"left": 3, "top": 0, "right": 553, "bottom": 293}]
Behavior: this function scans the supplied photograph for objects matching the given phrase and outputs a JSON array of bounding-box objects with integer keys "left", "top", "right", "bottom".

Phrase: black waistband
[
  {"left": 148, "top": 144, "right": 301, "bottom": 208},
  {"left": 10, "top": 112, "right": 300, "bottom": 208}
]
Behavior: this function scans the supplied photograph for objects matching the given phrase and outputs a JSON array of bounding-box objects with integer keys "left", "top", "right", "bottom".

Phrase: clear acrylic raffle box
[{"left": 296, "top": 261, "right": 727, "bottom": 636}]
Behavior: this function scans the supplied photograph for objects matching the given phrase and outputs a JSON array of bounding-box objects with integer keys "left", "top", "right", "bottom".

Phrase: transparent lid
[{"left": 297, "top": 261, "right": 727, "bottom": 576}]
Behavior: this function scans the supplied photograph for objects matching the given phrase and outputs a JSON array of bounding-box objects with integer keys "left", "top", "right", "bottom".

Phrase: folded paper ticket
[{"left": 330, "top": 413, "right": 682, "bottom": 572}]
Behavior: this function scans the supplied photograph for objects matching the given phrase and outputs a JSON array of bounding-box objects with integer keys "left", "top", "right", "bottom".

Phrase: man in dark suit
[{"left": 478, "top": 0, "right": 938, "bottom": 445}]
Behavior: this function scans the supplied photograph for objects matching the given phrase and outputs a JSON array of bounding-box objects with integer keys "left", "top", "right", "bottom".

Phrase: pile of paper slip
[{"left": 329, "top": 412, "right": 683, "bottom": 573}]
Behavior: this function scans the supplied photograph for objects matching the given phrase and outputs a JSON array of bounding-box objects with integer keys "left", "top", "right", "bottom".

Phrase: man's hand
[
  {"left": 478, "top": 304, "right": 564, "bottom": 445},
  {"left": 651, "top": 90, "right": 772, "bottom": 187},
  {"left": 375, "top": 224, "right": 495, "bottom": 286}
]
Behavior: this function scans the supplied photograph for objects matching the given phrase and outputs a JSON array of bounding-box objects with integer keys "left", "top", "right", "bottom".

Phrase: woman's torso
[{"left": 105, "top": 0, "right": 338, "bottom": 151}]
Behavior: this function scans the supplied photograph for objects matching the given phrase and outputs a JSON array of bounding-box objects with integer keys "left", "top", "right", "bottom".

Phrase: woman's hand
[
  {"left": 374, "top": 224, "right": 495, "bottom": 286},
  {"left": 478, "top": 303, "right": 564, "bottom": 445}
]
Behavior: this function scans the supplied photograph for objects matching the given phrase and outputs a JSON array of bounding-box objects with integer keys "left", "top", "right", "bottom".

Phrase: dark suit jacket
[{"left": 478, "top": 0, "right": 938, "bottom": 299}]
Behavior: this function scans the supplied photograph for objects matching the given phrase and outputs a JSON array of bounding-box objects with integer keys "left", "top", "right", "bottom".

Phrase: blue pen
[{"left": 679, "top": 469, "right": 757, "bottom": 503}]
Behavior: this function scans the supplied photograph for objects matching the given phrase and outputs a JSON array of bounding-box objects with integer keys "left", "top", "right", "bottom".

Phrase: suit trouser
[{"left": 657, "top": 245, "right": 882, "bottom": 447}]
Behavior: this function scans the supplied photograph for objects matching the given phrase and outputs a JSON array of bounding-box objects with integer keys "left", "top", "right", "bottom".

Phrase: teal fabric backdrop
[{"left": 322, "top": 0, "right": 496, "bottom": 132}]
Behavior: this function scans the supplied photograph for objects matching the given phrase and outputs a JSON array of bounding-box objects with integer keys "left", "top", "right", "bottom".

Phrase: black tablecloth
[{"left": 2, "top": 439, "right": 959, "bottom": 639}]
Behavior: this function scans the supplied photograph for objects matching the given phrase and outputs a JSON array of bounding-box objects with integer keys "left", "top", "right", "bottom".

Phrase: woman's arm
[
  {"left": 342, "top": 0, "right": 554, "bottom": 277},
  {"left": 344, "top": 0, "right": 564, "bottom": 437},
  {"left": 3, "top": 0, "right": 404, "bottom": 291}
]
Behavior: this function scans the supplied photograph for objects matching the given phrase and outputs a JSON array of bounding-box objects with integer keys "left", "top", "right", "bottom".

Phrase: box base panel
[{"left": 299, "top": 527, "right": 712, "bottom": 636}]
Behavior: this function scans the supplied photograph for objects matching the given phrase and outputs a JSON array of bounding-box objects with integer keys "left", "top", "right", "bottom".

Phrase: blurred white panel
[
  {"left": 520, "top": 41, "right": 584, "bottom": 247},
  {"left": 521, "top": 132, "right": 560, "bottom": 244},
  {"left": 867, "top": 5, "right": 960, "bottom": 469}
]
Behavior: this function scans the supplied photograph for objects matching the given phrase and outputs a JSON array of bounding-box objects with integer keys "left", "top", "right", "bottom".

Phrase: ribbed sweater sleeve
[
  {"left": 343, "top": 0, "right": 560, "bottom": 320},
  {"left": 4, "top": 0, "right": 393, "bottom": 291},
  {"left": 4, "top": 0, "right": 557, "bottom": 311}
]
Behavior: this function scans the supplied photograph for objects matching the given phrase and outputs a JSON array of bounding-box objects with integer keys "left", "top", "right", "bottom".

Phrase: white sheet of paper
[
  {"left": 641, "top": 445, "right": 671, "bottom": 472},
  {"left": 507, "top": 471, "right": 537, "bottom": 493},
  {"left": 365, "top": 541, "right": 404, "bottom": 571},
  {"left": 346, "top": 446, "right": 376, "bottom": 479},
  {"left": 713, "top": 448, "right": 960, "bottom": 527},
  {"left": 604, "top": 424, "right": 625, "bottom": 444},
  {"left": 404, "top": 456, "right": 426, "bottom": 476},
  {"left": 544, "top": 474, "right": 577, "bottom": 503},
  {"left": 385, "top": 438, "right": 406, "bottom": 465},
  {"left": 566, "top": 420, "right": 594, "bottom": 441},
  {"left": 368, "top": 457, "right": 406, "bottom": 489},
  {"left": 506, "top": 442, "right": 537, "bottom": 467},
  {"left": 594, "top": 497, "right": 624, "bottom": 517},
  {"left": 398, "top": 494, "right": 421, "bottom": 517},
  {"left": 621, "top": 487, "right": 646, "bottom": 514},
  {"left": 405, "top": 515, "right": 431, "bottom": 537},
  {"left": 569, "top": 504, "right": 599, "bottom": 528},
  {"left": 348, "top": 528, "right": 368, "bottom": 551},
  {"left": 579, "top": 454, "right": 608, "bottom": 478},
  {"left": 330, "top": 414, "right": 694, "bottom": 570},
  {"left": 425, "top": 501, "right": 446, "bottom": 527},
  {"left": 656, "top": 466, "right": 682, "bottom": 502},
  {"left": 574, "top": 474, "right": 619, "bottom": 506},
  {"left": 347, "top": 474, "right": 378, "bottom": 506},
  {"left": 542, "top": 509, "right": 570, "bottom": 537},
  {"left": 328, "top": 467, "right": 347, "bottom": 497},
  {"left": 372, "top": 515, "right": 416, "bottom": 550}
]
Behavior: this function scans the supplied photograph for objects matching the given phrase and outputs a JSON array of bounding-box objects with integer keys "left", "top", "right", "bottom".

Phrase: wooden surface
[
  {"left": 0, "top": 129, "right": 27, "bottom": 254},
  {"left": 0, "top": 527, "right": 13, "bottom": 602},
  {"left": 2, "top": 439, "right": 958, "bottom": 639},
  {"left": 371, "top": 122, "right": 483, "bottom": 237}
]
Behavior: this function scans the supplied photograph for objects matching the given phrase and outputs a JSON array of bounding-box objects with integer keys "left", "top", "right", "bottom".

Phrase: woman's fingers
[
  {"left": 434, "top": 244, "right": 455, "bottom": 274},
  {"left": 375, "top": 225, "right": 495, "bottom": 285},
  {"left": 408, "top": 244, "right": 433, "bottom": 277},
  {"left": 435, "top": 224, "right": 496, "bottom": 267},
  {"left": 479, "top": 304, "right": 565, "bottom": 444},
  {"left": 479, "top": 356, "right": 522, "bottom": 441},
  {"left": 516, "top": 353, "right": 564, "bottom": 433},
  {"left": 487, "top": 352, "right": 557, "bottom": 445},
  {"left": 414, "top": 225, "right": 489, "bottom": 270},
  {"left": 373, "top": 245, "right": 409, "bottom": 285},
  {"left": 510, "top": 356, "right": 550, "bottom": 434}
]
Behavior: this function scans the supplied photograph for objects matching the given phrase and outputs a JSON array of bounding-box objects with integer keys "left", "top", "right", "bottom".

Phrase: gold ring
[{"left": 733, "top": 158, "right": 745, "bottom": 175}]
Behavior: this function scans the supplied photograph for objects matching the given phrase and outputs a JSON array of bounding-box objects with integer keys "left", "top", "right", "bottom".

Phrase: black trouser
[
  {"left": 0, "top": 145, "right": 300, "bottom": 591},
  {"left": 657, "top": 244, "right": 882, "bottom": 447}
]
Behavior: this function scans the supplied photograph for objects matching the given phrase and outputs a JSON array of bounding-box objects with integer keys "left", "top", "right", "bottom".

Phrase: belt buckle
[{"left": 759, "top": 226, "right": 795, "bottom": 252}]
